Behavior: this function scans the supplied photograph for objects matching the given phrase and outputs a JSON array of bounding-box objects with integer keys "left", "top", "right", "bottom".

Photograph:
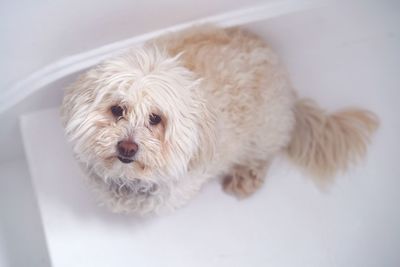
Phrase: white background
[{"left": 1, "top": 0, "right": 400, "bottom": 266}]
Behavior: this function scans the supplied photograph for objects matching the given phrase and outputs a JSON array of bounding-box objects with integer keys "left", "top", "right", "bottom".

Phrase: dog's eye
[
  {"left": 149, "top": 113, "right": 162, "bottom": 125},
  {"left": 111, "top": 105, "right": 124, "bottom": 118}
]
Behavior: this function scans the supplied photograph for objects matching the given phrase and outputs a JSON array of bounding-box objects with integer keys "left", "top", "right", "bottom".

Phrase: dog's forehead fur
[
  {"left": 78, "top": 46, "right": 206, "bottom": 140},
  {"left": 95, "top": 47, "right": 204, "bottom": 151},
  {"left": 93, "top": 46, "right": 199, "bottom": 109}
]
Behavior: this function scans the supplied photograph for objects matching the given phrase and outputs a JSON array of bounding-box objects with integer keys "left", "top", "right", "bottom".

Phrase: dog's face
[{"left": 62, "top": 46, "right": 215, "bottom": 214}]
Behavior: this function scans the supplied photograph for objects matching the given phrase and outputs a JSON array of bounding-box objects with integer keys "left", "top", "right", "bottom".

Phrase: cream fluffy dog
[{"left": 61, "top": 26, "right": 378, "bottom": 215}]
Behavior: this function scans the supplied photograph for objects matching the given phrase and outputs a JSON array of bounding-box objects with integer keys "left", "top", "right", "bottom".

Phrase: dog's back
[
  {"left": 153, "top": 26, "right": 296, "bottom": 170},
  {"left": 154, "top": 25, "right": 379, "bottom": 183}
]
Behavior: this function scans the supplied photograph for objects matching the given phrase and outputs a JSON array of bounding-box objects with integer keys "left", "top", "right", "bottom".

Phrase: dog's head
[{"left": 61, "top": 45, "right": 215, "bottom": 214}]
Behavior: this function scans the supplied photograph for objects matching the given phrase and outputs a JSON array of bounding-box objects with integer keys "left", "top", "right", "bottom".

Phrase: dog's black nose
[{"left": 117, "top": 140, "right": 138, "bottom": 159}]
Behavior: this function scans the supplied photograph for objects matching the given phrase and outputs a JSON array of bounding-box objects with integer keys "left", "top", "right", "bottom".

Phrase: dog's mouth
[{"left": 117, "top": 156, "right": 134, "bottom": 164}]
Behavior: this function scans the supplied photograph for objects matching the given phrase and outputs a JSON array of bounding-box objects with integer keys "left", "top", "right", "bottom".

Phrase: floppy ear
[
  {"left": 60, "top": 70, "right": 97, "bottom": 129},
  {"left": 188, "top": 94, "right": 217, "bottom": 170},
  {"left": 160, "top": 84, "right": 216, "bottom": 177}
]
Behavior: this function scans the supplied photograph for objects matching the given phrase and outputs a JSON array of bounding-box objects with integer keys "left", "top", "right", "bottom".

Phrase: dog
[{"left": 61, "top": 26, "right": 378, "bottom": 215}]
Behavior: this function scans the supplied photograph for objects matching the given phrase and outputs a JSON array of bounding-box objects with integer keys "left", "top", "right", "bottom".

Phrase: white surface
[
  {"left": 0, "top": 159, "right": 51, "bottom": 267},
  {"left": 18, "top": 1, "right": 400, "bottom": 266},
  {"left": 20, "top": 102, "right": 398, "bottom": 267},
  {"left": 0, "top": 233, "right": 8, "bottom": 267}
]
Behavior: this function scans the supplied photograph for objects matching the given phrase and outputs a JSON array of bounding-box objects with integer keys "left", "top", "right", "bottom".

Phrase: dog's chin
[
  {"left": 107, "top": 177, "right": 159, "bottom": 197},
  {"left": 90, "top": 155, "right": 197, "bottom": 215}
]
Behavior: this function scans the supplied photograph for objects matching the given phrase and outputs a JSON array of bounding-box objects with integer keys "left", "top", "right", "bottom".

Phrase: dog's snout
[{"left": 117, "top": 140, "right": 138, "bottom": 158}]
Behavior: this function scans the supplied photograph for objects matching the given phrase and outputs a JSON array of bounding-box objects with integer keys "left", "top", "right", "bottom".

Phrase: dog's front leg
[{"left": 221, "top": 159, "right": 270, "bottom": 199}]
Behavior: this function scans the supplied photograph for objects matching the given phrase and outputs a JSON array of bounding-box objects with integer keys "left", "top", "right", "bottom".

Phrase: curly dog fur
[{"left": 61, "top": 26, "right": 378, "bottom": 215}]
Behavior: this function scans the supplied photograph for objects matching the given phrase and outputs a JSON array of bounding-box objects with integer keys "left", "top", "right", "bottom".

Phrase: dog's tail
[{"left": 286, "top": 99, "right": 379, "bottom": 181}]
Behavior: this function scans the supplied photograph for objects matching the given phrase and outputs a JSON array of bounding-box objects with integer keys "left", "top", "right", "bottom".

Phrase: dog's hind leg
[{"left": 222, "top": 159, "right": 270, "bottom": 199}]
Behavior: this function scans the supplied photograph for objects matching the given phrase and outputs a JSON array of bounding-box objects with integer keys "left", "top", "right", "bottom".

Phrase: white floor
[
  {"left": 0, "top": 160, "right": 51, "bottom": 267},
  {"left": 18, "top": 2, "right": 400, "bottom": 266},
  {"left": 20, "top": 103, "right": 398, "bottom": 267}
]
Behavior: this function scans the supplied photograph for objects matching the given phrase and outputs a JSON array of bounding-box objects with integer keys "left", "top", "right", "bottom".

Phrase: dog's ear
[
  {"left": 161, "top": 85, "right": 216, "bottom": 176},
  {"left": 188, "top": 94, "right": 217, "bottom": 170},
  {"left": 61, "top": 70, "right": 97, "bottom": 127},
  {"left": 61, "top": 68, "right": 103, "bottom": 146}
]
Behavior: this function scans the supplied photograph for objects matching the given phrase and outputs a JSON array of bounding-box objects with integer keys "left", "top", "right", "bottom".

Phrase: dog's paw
[{"left": 222, "top": 165, "right": 265, "bottom": 199}]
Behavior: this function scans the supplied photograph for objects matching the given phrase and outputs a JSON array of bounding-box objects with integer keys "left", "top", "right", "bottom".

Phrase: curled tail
[{"left": 287, "top": 99, "right": 379, "bottom": 180}]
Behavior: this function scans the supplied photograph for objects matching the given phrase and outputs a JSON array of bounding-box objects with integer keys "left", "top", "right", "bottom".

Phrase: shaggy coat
[{"left": 61, "top": 26, "right": 378, "bottom": 215}]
